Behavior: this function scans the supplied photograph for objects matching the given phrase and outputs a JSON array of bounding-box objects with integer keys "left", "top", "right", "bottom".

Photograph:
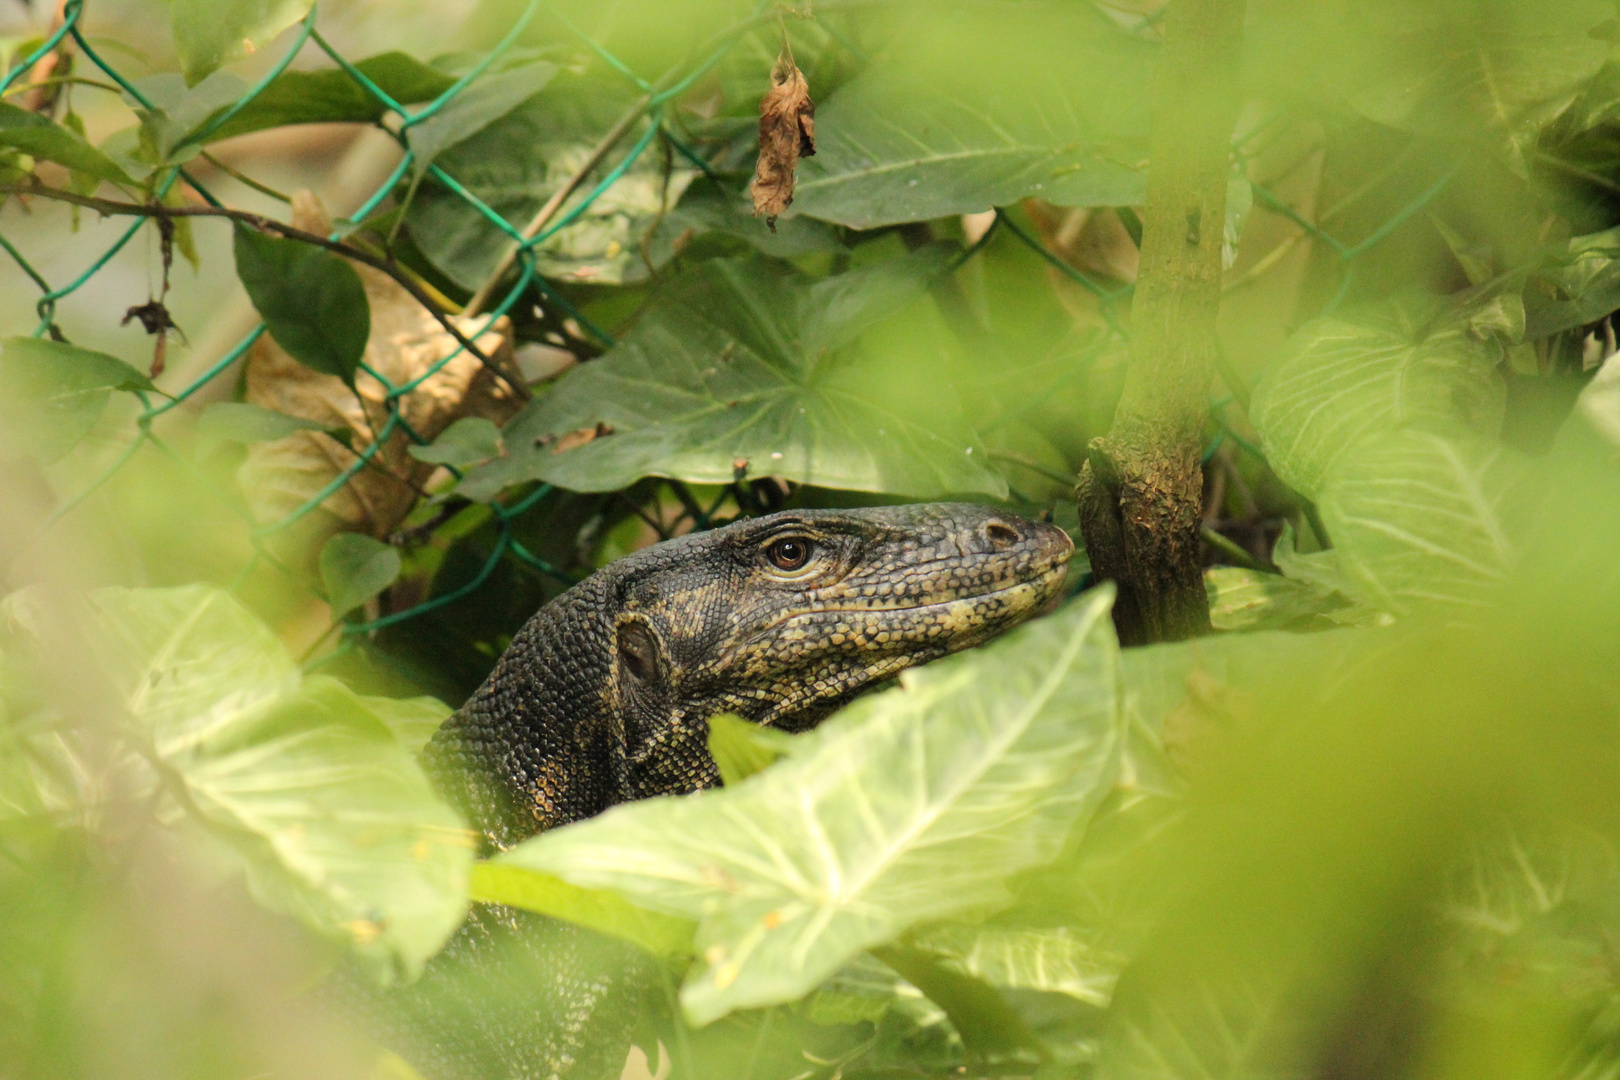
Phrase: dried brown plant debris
[
  {"left": 750, "top": 47, "right": 815, "bottom": 231},
  {"left": 238, "top": 192, "right": 524, "bottom": 553}
]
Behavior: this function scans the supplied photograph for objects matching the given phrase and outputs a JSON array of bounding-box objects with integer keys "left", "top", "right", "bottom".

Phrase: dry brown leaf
[
  {"left": 238, "top": 191, "right": 525, "bottom": 555},
  {"left": 548, "top": 422, "right": 613, "bottom": 455},
  {"left": 750, "top": 48, "right": 815, "bottom": 231}
]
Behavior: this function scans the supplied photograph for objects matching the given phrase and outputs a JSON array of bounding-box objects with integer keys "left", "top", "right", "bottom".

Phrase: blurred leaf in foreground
[
  {"left": 0, "top": 585, "right": 470, "bottom": 981},
  {"left": 490, "top": 586, "right": 1124, "bottom": 1024},
  {"left": 1092, "top": 433, "right": 1620, "bottom": 1080},
  {"left": 0, "top": 337, "right": 154, "bottom": 463}
]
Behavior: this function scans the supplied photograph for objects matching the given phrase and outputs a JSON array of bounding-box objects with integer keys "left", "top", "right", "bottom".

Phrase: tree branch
[
  {"left": 1075, "top": 0, "right": 1247, "bottom": 644},
  {"left": 0, "top": 178, "right": 527, "bottom": 399}
]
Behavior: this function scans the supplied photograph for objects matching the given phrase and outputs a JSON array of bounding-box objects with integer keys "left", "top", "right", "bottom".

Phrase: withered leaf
[
  {"left": 238, "top": 190, "right": 525, "bottom": 558},
  {"left": 549, "top": 421, "right": 613, "bottom": 455},
  {"left": 750, "top": 49, "right": 815, "bottom": 231}
]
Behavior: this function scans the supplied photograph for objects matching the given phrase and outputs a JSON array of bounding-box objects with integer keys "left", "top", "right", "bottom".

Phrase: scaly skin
[
  {"left": 424, "top": 503, "right": 1073, "bottom": 850},
  {"left": 387, "top": 504, "right": 1073, "bottom": 1080}
]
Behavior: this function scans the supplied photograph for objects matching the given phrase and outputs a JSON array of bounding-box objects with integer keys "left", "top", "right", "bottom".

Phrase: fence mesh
[{"left": 0, "top": 0, "right": 1455, "bottom": 661}]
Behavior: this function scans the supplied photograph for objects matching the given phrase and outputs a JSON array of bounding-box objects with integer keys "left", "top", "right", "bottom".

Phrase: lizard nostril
[{"left": 983, "top": 520, "right": 1020, "bottom": 551}]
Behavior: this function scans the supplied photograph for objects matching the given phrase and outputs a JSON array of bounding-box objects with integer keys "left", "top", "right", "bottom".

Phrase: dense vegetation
[{"left": 3, "top": 0, "right": 1620, "bottom": 1077}]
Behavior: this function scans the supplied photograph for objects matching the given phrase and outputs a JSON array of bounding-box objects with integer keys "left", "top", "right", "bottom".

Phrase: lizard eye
[{"left": 765, "top": 536, "right": 813, "bottom": 572}]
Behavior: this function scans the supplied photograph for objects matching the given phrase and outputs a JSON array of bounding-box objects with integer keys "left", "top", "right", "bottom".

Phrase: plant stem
[{"left": 1075, "top": 0, "right": 1246, "bottom": 644}]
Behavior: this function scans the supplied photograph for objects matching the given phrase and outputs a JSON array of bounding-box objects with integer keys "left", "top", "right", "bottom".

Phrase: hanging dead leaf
[
  {"left": 750, "top": 48, "right": 815, "bottom": 231},
  {"left": 237, "top": 191, "right": 526, "bottom": 561}
]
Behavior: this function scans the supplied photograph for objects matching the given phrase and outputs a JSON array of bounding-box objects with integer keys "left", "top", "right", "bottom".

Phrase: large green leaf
[
  {"left": 789, "top": 2, "right": 1153, "bottom": 229},
  {"left": 0, "top": 337, "right": 154, "bottom": 462},
  {"left": 0, "top": 103, "right": 135, "bottom": 186},
  {"left": 491, "top": 587, "right": 1124, "bottom": 1025},
  {"left": 459, "top": 250, "right": 1009, "bottom": 499},
  {"left": 1318, "top": 427, "right": 1530, "bottom": 615},
  {"left": 1345, "top": 0, "right": 1614, "bottom": 166},
  {"left": 203, "top": 52, "right": 458, "bottom": 143},
  {"left": 171, "top": 0, "right": 313, "bottom": 84},
  {"left": 469, "top": 862, "right": 695, "bottom": 958},
  {"left": 1250, "top": 299, "right": 1507, "bottom": 500},
  {"left": 11, "top": 585, "right": 472, "bottom": 980},
  {"left": 233, "top": 225, "right": 370, "bottom": 385}
]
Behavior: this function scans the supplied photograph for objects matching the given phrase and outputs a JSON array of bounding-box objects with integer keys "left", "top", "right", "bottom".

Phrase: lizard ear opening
[{"left": 616, "top": 619, "right": 663, "bottom": 685}]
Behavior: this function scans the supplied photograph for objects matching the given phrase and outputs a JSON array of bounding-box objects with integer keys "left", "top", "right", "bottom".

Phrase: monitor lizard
[{"left": 384, "top": 503, "right": 1074, "bottom": 1079}]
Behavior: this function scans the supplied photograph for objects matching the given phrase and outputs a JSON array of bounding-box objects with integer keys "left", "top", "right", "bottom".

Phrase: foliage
[{"left": 4, "top": 0, "right": 1620, "bottom": 1078}]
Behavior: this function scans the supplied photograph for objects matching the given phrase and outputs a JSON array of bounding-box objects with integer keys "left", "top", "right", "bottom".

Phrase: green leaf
[
  {"left": 196, "top": 401, "right": 332, "bottom": 451},
  {"left": 171, "top": 0, "right": 313, "bottom": 84},
  {"left": 319, "top": 533, "right": 402, "bottom": 618},
  {"left": 1344, "top": 0, "right": 1614, "bottom": 167},
  {"left": 359, "top": 693, "right": 451, "bottom": 756},
  {"left": 1266, "top": 526, "right": 1393, "bottom": 629},
  {"left": 0, "top": 337, "right": 154, "bottom": 462},
  {"left": 706, "top": 713, "right": 797, "bottom": 787},
  {"left": 1250, "top": 298, "right": 1507, "bottom": 500},
  {"left": 906, "top": 922, "right": 1121, "bottom": 1007},
  {"left": 790, "top": 2, "right": 1153, "bottom": 229},
  {"left": 233, "top": 224, "right": 370, "bottom": 384},
  {"left": 1095, "top": 970, "right": 1297, "bottom": 1080},
  {"left": 492, "top": 587, "right": 1125, "bottom": 1025},
  {"left": 1524, "top": 227, "right": 1620, "bottom": 340},
  {"left": 1203, "top": 566, "right": 1363, "bottom": 632},
  {"left": 0, "top": 102, "right": 135, "bottom": 186},
  {"left": 202, "top": 52, "right": 458, "bottom": 142},
  {"left": 1318, "top": 427, "right": 1530, "bottom": 615},
  {"left": 404, "top": 61, "right": 558, "bottom": 174},
  {"left": 460, "top": 251, "right": 1009, "bottom": 500},
  {"left": 50, "top": 584, "right": 470, "bottom": 979},
  {"left": 469, "top": 863, "right": 695, "bottom": 957},
  {"left": 404, "top": 75, "right": 698, "bottom": 289},
  {"left": 406, "top": 416, "right": 504, "bottom": 468}
]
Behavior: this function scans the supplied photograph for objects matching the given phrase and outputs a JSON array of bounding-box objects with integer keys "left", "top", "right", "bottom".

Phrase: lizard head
[{"left": 605, "top": 503, "right": 1073, "bottom": 792}]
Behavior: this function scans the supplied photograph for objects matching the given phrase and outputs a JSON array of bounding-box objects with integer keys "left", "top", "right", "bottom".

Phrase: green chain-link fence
[{"left": 0, "top": 0, "right": 1457, "bottom": 659}]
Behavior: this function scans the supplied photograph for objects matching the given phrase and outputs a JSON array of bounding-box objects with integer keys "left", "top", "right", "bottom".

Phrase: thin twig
[
  {"left": 0, "top": 74, "right": 120, "bottom": 99},
  {"left": 197, "top": 150, "right": 294, "bottom": 204},
  {"left": 0, "top": 178, "right": 527, "bottom": 398}
]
